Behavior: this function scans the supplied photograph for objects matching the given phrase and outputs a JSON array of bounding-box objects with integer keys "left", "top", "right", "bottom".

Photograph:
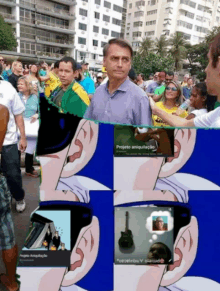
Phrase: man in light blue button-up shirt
[{"left": 84, "top": 38, "right": 152, "bottom": 126}]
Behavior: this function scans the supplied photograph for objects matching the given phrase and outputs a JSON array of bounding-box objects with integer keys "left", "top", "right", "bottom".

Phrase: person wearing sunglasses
[{"left": 152, "top": 81, "right": 187, "bottom": 127}]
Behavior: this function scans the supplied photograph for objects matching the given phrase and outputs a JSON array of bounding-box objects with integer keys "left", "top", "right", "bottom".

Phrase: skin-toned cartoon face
[
  {"left": 114, "top": 190, "right": 198, "bottom": 291},
  {"left": 58, "top": 61, "right": 77, "bottom": 88},
  {"left": 17, "top": 79, "right": 28, "bottom": 94},
  {"left": 114, "top": 129, "right": 197, "bottom": 190},
  {"left": 205, "top": 48, "right": 220, "bottom": 96},
  {"left": 38, "top": 119, "right": 99, "bottom": 201},
  {"left": 190, "top": 87, "right": 206, "bottom": 109},
  {"left": 165, "top": 83, "right": 179, "bottom": 102},
  {"left": 103, "top": 44, "right": 132, "bottom": 82},
  {"left": 155, "top": 217, "right": 164, "bottom": 230}
]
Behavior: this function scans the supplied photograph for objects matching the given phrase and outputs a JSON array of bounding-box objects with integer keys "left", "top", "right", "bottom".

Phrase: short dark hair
[
  {"left": 59, "top": 56, "right": 77, "bottom": 72},
  {"left": 166, "top": 71, "right": 174, "bottom": 77},
  {"left": 194, "top": 82, "right": 216, "bottom": 112},
  {"left": 210, "top": 32, "right": 220, "bottom": 68},
  {"left": 54, "top": 61, "right": 60, "bottom": 69},
  {"left": 103, "top": 38, "right": 133, "bottom": 58},
  {"left": 39, "top": 61, "right": 45, "bottom": 66}
]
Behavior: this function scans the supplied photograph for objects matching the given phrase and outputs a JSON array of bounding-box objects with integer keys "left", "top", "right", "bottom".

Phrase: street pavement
[{"left": 0, "top": 163, "right": 40, "bottom": 290}]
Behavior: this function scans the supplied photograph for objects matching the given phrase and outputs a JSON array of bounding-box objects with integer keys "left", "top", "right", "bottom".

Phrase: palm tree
[
  {"left": 154, "top": 35, "right": 168, "bottom": 57},
  {"left": 168, "top": 32, "right": 189, "bottom": 70},
  {"left": 138, "top": 37, "right": 154, "bottom": 58}
]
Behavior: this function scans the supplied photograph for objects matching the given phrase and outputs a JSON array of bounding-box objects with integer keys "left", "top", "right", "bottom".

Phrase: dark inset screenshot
[
  {"left": 115, "top": 205, "right": 174, "bottom": 265},
  {"left": 114, "top": 126, "right": 174, "bottom": 157}
]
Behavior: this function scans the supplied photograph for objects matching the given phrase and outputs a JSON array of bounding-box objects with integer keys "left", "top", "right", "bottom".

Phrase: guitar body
[{"left": 118, "top": 229, "right": 134, "bottom": 249}]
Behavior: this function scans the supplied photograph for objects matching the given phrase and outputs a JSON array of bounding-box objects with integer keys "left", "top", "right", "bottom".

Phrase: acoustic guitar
[{"left": 118, "top": 211, "right": 134, "bottom": 249}]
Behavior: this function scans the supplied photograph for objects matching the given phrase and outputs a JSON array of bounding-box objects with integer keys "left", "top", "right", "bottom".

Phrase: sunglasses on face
[{"left": 166, "top": 86, "right": 178, "bottom": 91}]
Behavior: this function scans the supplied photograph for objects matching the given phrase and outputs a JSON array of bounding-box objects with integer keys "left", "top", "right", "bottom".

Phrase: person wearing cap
[
  {"left": 75, "top": 63, "right": 95, "bottom": 100},
  {"left": 95, "top": 73, "right": 103, "bottom": 88},
  {"left": 45, "top": 60, "right": 62, "bottom": 98},
  {"left": 49, "top": 57, "right": 90, "bottom": 117},
  {"left": 84, "top": 38, "right": 152, "bottom": 126},
  {"left": 82, "top": 62, "right": 91, "bottom": 78}
]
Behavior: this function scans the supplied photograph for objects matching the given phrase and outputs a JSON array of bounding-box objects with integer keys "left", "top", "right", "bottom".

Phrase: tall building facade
[
  {"left": 0, "top": 0, "right": 76, "bottom": 62},
  {"left": 125, "top": 0, "right": 220, "bottom": 51},
  {"left": 0, "top": 0, "right": 124, "bottom": 69},
  {"left": 74, "top": 0, "right": 123, "bottom": 70}
]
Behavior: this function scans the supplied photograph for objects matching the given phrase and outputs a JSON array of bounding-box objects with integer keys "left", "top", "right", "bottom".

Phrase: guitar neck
[{"left": 125, "top": 211, "right": 129, "bottom": 232}]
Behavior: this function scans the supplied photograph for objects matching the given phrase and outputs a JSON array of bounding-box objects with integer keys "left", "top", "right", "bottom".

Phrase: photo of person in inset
[
  {"left": 147, "top": 242, "right": 172, "bottom": 264},
  {"left": 43, "top": 226, "right": 52, "bottom": 250},
  {"left": 59, "top": 243, "right": 67, "bottom": 251},
  {"left": 52, "top": 231, "right": 61, "bottom": 251},
  {"left": 153, "top": 216, "right": 168, "bottom": 231}
]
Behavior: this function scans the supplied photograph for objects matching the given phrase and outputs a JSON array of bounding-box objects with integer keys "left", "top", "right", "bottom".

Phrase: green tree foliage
[
  {"left": 168, "top": 32, "right": 189, "bottom": 71},
  {"left": 133, "top": 53, "right": 175, "bottom": 77},
  {"left": 138, "top": 37, "right": 154, "bottom": 58},
  {"left": 0, "top": 15, "right": 17, "bottom": 51},
  {"left": 154, "top": 35, "right": 168, "bottom": 57}
]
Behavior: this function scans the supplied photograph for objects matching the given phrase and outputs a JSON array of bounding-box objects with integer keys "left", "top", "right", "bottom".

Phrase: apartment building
[
  {"left": 74, "top": 0, "right": 123, "bottom": 70},
  {"left": 125, "top": 0, "right": 220, "bottom": 51},
  {"left": 0, "top": 0, "right": 76, "bottom": 62}
]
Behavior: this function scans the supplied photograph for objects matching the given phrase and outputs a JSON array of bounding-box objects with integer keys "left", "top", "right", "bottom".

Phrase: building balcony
[
  {"left": 35, "top": 5, "right": 76, "bottom": 20},
  {"left": 19, "top": 0, "right": 35, "bottom": 10},
  {"left": 0, "top": 12, "right": 16, "bottom": 23},
  {"left": 36, "top": 36, "right": 74, "bottom": 48},
  {"left": 35, "top": 20, "right": 75, "bottom": 34},
  {"left": 50, "top": 0, "right": 77, "bottom": 6},
  {"left": 36, "top": 51, "right": 65, "bottom": 59},
  {"left": 0, "top": 0, "right": 16, "bottom": 7}
]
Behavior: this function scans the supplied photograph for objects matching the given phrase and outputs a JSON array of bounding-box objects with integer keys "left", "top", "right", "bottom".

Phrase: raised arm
[{"left": 0, "top": 105, "right": 9, "bottom": 151}]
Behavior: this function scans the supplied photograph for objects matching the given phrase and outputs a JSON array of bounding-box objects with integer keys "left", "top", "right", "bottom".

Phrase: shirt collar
[{"left": 105, "top": 79, "right": 129, "bottom": 94}]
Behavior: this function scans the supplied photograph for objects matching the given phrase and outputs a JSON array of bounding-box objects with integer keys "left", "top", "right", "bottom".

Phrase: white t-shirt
[
  {"left": 0, "top": 80, "right": 25, "bottom": 146},
  {"left": 194, "top": 107, "right": 220, "bottom": 127},
  {"left": 191, "top": 108, "right": 208, "bottom": 117}
]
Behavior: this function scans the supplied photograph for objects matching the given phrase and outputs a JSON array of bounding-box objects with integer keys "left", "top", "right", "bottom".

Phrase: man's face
[
  {"left": 103, "top": 44, "right": 132, "bottom": 81},
  {"left": 205, "top": 48, "right": 220, "bottom": 96},
  {"left": 165, "top": 74, "right": 174, "bottom": 84},
  {"left": 187, "top": 78, "right": 193, "bottom": 86},
  {"left": 154, "top": 72, "right": 159, "bottom": 81},
  {"left": 157, "top": 72, "right": 166, "bottom": 84},
  {"left": 82, "top": 64, "right": 88, "bottom": 72},
  {"left": 156, "top": 218, "right": 164, "bottom": 230},
  {"left": 0, "top": 57, "right": 5, "bottom": 69},
  {"left": 59, "top": 61, "right": 76, "bottom": 87}
]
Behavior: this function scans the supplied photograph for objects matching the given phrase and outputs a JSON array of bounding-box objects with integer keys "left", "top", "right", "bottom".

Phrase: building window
[
  {"left": 179, "top": 9, "right": 194, "bottom": 19},
  {"left": 133, "top": 31, "right": 142, "bottom": 37},
  {"left": 129, "top": 3, "right": 132, "bottom": 8},
  {"left": 134, "top": 11, "right": 144, "bottom": 17},
  {"left": 102, "top": 28, "right": 109, "bottom": 35},
  {"left": 133, "top": 21, "right": 143, "bottom": 27},
  {"left": 112, "top": 18, "right": 121, "bottom": 26},
  {"left": 82, "top": 0, "right": 88, "bottom": 2},
  {"left": 177, "top": 20, "right": 193, "bottom": 29},
  {"left": 145, "top": 31, "right": 155, "bottom": 36},
  {"left": 92, "top": 53, "right": 97, "bottom": 59},
  {"left": 194, "top": 25, "right": 209, "bottom": 33},
  {"left": 94, "top": 11, "right": 100, "bottom": 19},
  {"left": 95, "top": 0, "right": 101, "bottom": 4},
  {"left": 180, "top": 0, "right": 196, "bottom": 9},
  {"left": 79, "top": 8, "right": 87, "bottom": 16},
  {"left": 111, "top": 31, "right": 120, "bottom": 37},
  {"left": 197, "top": 4, "right": 212, "bottom": 14},
  {"left": 78, "top": 37, "right": 86, "bottom": 44},
  {"left": 128, "top": 13, "right": 131, "bottom": 17},
  {"left": 148, "top": 0, "right": 156, "bottom": 5},
  {"left": 104, "top": 0, "right": 111, "bottom": 9},
  {"left": 93, "top": 25, "right": 99, "bottom": 32},
  {"left": 132, "top": 41, "right": 141, "bottom": 47},
  {"left": 136, "top": 1, "right": 145, "bottom": 6},
  {"left": 146, "top": 20, "right": 156, "bottom": 25},
  {"left": 79, "top": 23, "right": 87, "bottom": 30},
  {"left": 113, "top": 4, "right": 123, "bottom": 13},
  {"left": 103, "top": 14, "right": 110, "bottom": 22},
  {"left": 147, "top": 9, "right": 157, "bottom": 15},
  {"left": 101, "top": 41, "right": 107, "bottom": 47},
  {"left": 93, "top": 39, "right": 98, "bottom": 46}
]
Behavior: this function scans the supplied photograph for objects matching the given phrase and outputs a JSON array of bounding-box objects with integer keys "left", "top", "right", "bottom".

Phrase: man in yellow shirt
[{"left": 45, "top": 61, "right": 62, "bottom": 97}]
